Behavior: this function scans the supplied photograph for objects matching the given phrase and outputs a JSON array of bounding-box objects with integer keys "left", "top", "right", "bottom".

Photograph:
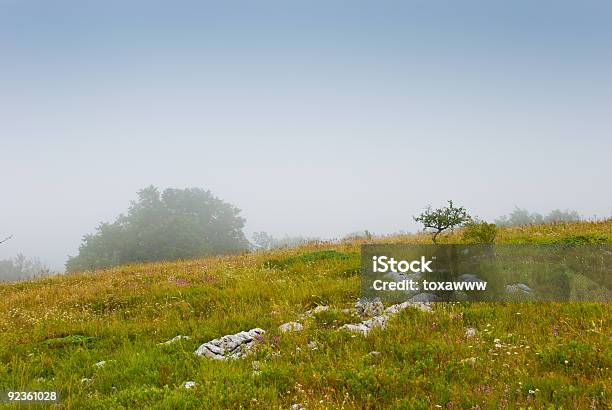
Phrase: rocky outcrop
[
  {"left": 341, "top": 315, "right": 388, "bottom": 336},
  {"left": 194, "top": 328, "right": 265, "bottom": 360},
  {"left": 341, "top": 301, "right": 432, "bottom": 336},
  {"left": 355, "top": 298, "right": 384, "bottom": 317}
]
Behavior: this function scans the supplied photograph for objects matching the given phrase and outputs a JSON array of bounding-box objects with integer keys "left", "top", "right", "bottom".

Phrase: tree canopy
[
  {"left": 66, "top": 186, "right": 248, "bottom": 271},
  {"left": 414, "top": 200, "right": 472, "bottom": 244}
]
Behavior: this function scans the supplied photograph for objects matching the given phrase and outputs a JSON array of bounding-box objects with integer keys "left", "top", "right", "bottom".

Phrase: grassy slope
[{"left": 0, "top": 220, "right": 610, "bottom": 409}]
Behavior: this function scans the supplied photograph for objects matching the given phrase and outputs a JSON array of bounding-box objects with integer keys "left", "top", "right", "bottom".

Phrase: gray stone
[
  {"left": 279, "top": 321, "right": 303, "bottom": 333},
  {"left": 183, "top": 381, "right": 196, "bottom": 389},
  {"left": 341, "top": 301, "right": 432, "bottom": 336},
  {"left": 341, "top": 315, "right": 387, "bottom": 336},
  {"left": 506, "top": 283, "right": 533, "bottom": 294},
  {"left": 194, "top": 328, "right": 265, "bottom": 360},
  {"left": 159, "top": 335, "right": 190, "bottom": 345},
  {"left": 465, "top": 327, "right": 477, "bottom": 338},
  {"left": 355, "top": 298, "right": 384, "bottom": 317}
]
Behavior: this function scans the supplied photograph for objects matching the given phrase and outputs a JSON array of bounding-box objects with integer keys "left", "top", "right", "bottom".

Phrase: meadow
[{"left": 0, "top": 220, "right": 610, "bottom": 409}]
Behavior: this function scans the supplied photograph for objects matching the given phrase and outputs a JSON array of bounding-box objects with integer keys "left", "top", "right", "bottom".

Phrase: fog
[{"left": 1, "top": 1, "right": 611, "bottom": 271}]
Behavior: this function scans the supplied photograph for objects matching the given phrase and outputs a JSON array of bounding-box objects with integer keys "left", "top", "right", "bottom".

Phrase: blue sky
[{"left": 1, "top": 1, "right": 611, "bottom": 269}]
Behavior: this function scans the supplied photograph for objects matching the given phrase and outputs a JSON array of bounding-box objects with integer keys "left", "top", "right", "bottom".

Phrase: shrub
[{"left": 462, "top": 221, "right": 497, "bottom": 244}]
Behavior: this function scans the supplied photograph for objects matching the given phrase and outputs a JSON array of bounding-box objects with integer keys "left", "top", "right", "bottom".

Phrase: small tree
[
  {"left": 414, "top": 201, "right": 471, "bottom": 244},
  {"left": 252, "top": 231, "right": 275, "bottom": 250}
]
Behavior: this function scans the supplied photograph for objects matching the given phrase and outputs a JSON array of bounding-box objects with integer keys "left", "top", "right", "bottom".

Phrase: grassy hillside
[{"left": 1, "top": 220, "right": 610, "bottom": 409}]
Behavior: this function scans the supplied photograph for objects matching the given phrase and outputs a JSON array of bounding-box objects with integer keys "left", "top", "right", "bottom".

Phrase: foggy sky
[{"left": 1, "top": 1, "right": 611, "bottom": 270}]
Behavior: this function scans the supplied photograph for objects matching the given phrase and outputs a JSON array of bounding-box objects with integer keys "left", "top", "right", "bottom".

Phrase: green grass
[{"left": 0, "top": 220, "right": 610, "bottom": 409}]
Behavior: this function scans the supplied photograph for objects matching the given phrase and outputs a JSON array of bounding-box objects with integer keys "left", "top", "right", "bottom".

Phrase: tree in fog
[
  {"left": 0, "top": 254, "right": 51, "bottom": 282},
  {"left": 252, "top": 231, "right": 275, "bottom": 250},
  {"left": 251, "top": 232, "right": 316, "bottom": 250},
  {"left": 496, "top": 207, "right": 581, "bottom": 226},
  {"left": 66, "top": 186, "right": 249, "bottom": 271}
]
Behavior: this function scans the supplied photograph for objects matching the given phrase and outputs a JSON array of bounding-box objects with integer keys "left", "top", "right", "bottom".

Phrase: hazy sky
[{"left": 1, "top": 0, "right": 611, "bottom": 270}]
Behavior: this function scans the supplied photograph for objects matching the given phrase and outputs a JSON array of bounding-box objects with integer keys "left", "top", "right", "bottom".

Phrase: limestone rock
[
  {"left": 341, "top": 315, "right": 387, "bottom": 336},
  {"left": 341, "top": 301, "right": 432, "bottom": 336},
  {"left": 159, "top": 335, "right": 190, "bottom": 345},
  {"left": 194, "top": 328, "right": 265, "bottom": 360},
  {"left": 279, "top": 321, "right": 303, "bottom": 333},
  {"left": 355, "top": 298, "right": 384, "bottom": 317},
  {"left": 465, "top": 327, "right": 477, "bottom": 338}
]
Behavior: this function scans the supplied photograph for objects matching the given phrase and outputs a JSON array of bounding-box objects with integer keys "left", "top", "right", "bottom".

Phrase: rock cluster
[
  {"left": 194, "top": 328, "right": 265, "bottom": 360},
  {"left": 355, "top": 298, "right": 384, "bottom": 317},
  {"left": 341, "top": 301, "right": 432, "bottom": 336}
]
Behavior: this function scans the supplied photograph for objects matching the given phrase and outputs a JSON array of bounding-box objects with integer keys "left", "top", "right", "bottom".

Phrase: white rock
[
  {"left": 355, "top": 298, "right": 384, "bottom": 317},
  {"left": 279, "top": 321, "right": 303, "bottom": 333},
  {"left": 80, "top": 378, "right": 92, "bottom": 383},
  {"left": 194, "top": 328, "right": 265, "bottom": 360},
  {"left": 94, "top": 361, "right": 106, "bottom": 368},
  {"left": 461, "top": 357, "right": 477, "bottom": 365},
  {"left": 341, "top": 301, "right": 432, "bottom": 336},
  {"left": 341, "top": 315, "right": 387, "bottom": 336},
  {"left": 183, "top": 381, "right": 196, "bottom": 389},
  {"left": 307, "top": 341, "right": 319, "bottom": 350},
  {"left": 159, "top": 335, "right": 190, "bottom": 345},
  {"left": 465, "top": 327, "right": 477, "bottom": 338}
]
